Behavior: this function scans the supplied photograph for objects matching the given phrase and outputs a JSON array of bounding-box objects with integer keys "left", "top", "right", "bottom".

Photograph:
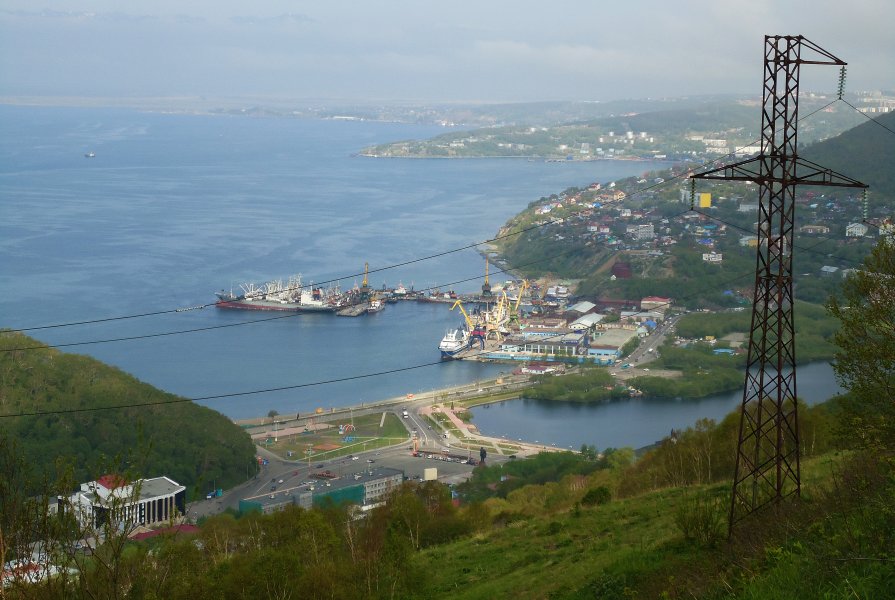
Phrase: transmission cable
[
  {"left": 3, "top": 97, "right": 838, "bottom": 336},
  {"left": 0, "top": 257, "right": 761, "bottom": 420}
]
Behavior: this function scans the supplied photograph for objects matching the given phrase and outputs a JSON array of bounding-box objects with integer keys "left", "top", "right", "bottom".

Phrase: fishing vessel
[
  {"left": 439, "top": 327, "right": 471, "bottom": 359},
  {"left": 215, "top": 275, "right": 345, "bottom": 312}
]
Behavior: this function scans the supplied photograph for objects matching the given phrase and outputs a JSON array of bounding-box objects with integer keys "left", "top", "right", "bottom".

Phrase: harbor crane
[
  {"left": 507, "top": 280, "right": 529, "bottom": 327},
  {"left": 482, "top": 257, "right": 492, "bottom": 297},
  {"left": 451, "top": 299, "right": 486, "bottom": 348}
]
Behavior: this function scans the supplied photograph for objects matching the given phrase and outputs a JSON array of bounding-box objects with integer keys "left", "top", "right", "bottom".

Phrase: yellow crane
[{"left": 450, "top": 299, "right": 476, "bottom": 331}]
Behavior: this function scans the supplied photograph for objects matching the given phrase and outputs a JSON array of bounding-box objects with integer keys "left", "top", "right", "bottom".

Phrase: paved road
[
  {"left": 188, "top": 406, "right": 488, "bottom": 521},
  {"left": 189, "top": 327, "right": 683, "bottom": 522}
]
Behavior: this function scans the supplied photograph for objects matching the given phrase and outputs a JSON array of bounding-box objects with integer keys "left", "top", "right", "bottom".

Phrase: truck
[{"left": 402, "top": 410, "right": 409, "bottom": 418}]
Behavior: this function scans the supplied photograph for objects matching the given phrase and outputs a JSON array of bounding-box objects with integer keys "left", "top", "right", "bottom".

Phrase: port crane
[
  {"left": 451, "top": 299, "right": 486, "bottom": 348},
  {"left": 507, "top": 280, "right": 529, "bottom": 327},
  {"left": 481, "top": 257, "right": 492, "bottom": 297}
]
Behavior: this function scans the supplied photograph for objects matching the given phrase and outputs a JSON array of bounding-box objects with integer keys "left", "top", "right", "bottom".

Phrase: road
[
  {"left": 188, "top": 406, "right": 488, "bottom": 521},
  {"left": 610, "top": 314, "right": 681, "bottom": 379},
  {"left": 189, "top": 319, "right": 682, "bottom": 521}
]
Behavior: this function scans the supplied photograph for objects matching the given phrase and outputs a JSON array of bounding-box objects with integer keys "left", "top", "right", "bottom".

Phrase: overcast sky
[{"left": 1, "top": 1, "right": 892, "bottom": 103}]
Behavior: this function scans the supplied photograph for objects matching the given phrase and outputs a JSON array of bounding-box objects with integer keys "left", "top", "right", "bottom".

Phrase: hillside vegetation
[
  {"left": 0, "top": 331, "right": 257, "bottom": 495},
  {"left": 802, "top": 110, "right": 895, "bottom": 200},
  {"left": 11, "top": 394, "right": 894, "bottom": 599}
]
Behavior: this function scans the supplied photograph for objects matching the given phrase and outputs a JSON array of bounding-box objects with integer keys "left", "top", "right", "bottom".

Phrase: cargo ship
[{"left": 215, "top": 275, "right": 345, "bottom": 312}]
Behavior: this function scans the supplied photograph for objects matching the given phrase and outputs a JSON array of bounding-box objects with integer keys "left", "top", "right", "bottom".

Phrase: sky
[{"left": 1, "top": 0, "right": 893, "bottom": 103}]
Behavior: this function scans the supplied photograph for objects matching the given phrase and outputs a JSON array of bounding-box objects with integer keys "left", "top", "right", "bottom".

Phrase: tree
[{"left": 827, "top": 238, "right": 895, "bottom": 452}]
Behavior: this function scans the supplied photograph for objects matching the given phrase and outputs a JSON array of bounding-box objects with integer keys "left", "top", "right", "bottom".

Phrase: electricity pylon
[{"left": 691, "top": 35, "right": 867, "bottom": 532}]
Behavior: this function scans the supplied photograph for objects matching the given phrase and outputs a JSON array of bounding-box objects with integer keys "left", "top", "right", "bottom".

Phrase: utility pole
[{"left": 691, "top": 35, "right": 866, "bottom": 532}]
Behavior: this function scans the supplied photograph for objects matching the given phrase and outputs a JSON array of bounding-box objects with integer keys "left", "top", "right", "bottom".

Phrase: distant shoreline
[{"left": 357, "top": 152, "right": 659, "bottom": 162}]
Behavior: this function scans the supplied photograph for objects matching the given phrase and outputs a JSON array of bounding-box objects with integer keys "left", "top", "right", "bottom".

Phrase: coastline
[{"left": 357, "top": 152, "right": 658, "bottom": 162}]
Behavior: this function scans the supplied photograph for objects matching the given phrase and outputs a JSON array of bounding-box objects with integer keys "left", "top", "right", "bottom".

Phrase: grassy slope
[{"left": 415, "top": 452, "right": 870, "bottom": 599}]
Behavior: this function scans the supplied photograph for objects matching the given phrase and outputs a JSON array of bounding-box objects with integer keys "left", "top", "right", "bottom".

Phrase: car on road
[
  {"left": 367, "top": 459, "right": 376, "bottom": 463},
  {"left": 278, "top": 479, "right": 284, "bottom": 484},
  {"left": 351, "top": 455, "right": 359, "bottom": 460},
  {"left": 315, "top": 464, "right": 324, "bottom": 468}
]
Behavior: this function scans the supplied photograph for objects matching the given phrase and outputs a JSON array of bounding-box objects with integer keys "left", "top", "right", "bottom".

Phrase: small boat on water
[{"left": 84, "top": 151, "right": 96, "bottom": 158}]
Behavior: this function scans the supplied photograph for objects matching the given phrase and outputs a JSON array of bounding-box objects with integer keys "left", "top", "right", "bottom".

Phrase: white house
[{"left": 846, "top": 222, "right": 868, "bottom": 237}]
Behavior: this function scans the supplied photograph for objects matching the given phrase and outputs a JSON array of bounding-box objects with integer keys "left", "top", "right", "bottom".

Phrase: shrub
[
  {"left": 580, "top": 486, "right": 612, "bottom": 506},
  {"left": 674, "top": 492, "right": 726, "bottom": 547}
]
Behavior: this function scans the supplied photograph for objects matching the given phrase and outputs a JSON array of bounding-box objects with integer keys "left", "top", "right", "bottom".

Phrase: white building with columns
[{"left": 60, "top": 475, "right": 186, "bottom": 529}]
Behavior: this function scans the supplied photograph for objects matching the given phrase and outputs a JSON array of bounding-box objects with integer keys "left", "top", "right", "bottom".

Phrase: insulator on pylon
[
  {"left": 862, "top": 189, "right": 868, "bottom": 222},
  {"left": 837, "top": 66, "right": 847, "bottom": 99},
  {"left": 689, "top": 178, "right": 696, "bottom": 210}
]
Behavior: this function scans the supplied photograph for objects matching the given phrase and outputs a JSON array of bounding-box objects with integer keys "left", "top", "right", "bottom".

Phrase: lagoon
[{"left": 470, "top": 361, "right": 843, "bottom": 451}]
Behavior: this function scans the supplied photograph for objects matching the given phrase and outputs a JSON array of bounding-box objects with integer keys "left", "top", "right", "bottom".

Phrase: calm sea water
[
  {"left": 0, "top": 105, "right": 666, "bottom": 419},
  {"left": 471, "top": 361, "right": 843, "bottom": 450}
]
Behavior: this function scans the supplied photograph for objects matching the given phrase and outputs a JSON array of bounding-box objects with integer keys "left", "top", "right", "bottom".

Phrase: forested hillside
[
  {"left": 0, "top": 331, "right": 256, "bottom": 495},
  {"left": 802, "top": 110, "right": 895, "bottom": 201}
]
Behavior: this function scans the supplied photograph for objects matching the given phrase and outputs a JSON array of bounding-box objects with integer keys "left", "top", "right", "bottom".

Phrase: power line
[
  {"left": 0, "top": 99, "right": 862, "bottom": 416},
  {"left": 3, "top": 97, "right": 847, "bottom": 336},
  {"left": 692, "top": 209, "right": 870, "bottom": 269},
  {"left": 840, "top": 99, "right": 895, "bottom": 136},
  {"left": 3, "top": 207, "right": 697, "bottom": 353},
  {"left": 0, "top": 245, "right": 600, "bottom": 353},
  {"left": 0, "top": 260, "right": 757, "bottom": 420}
]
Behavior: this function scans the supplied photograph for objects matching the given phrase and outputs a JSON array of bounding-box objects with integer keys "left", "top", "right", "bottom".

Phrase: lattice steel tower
[{"left": 691, "top": 36, "right": 866, "bottom": 530}]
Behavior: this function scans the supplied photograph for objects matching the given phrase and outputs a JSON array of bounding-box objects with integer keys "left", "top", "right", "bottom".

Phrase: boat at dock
[
  {"left": 439, "top": 327, "right": 472, "bottom": 359},
  {"left": 215, "top": 275, "right": 345, "bottom": 312}
]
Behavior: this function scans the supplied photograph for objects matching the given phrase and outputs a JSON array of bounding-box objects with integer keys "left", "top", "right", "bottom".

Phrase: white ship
[{"left": 439, "top": 327, "right": 471, "bottom": 359}]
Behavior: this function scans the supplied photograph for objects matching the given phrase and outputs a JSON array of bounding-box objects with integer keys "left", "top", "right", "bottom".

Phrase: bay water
[{"left": 1, "top": 105, "right": 667, "bottom": 419}]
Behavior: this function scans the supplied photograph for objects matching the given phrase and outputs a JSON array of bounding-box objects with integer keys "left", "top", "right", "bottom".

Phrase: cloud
[{"left": 0, "top": 1, "right": 891, "bottom": 101}]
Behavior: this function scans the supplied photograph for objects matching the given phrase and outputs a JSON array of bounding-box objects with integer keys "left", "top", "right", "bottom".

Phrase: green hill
[
  {"left": 802, "top": 110, "right": 895, "bottom": 201},
  {"left": 0, "top": 331, "right": 257, "bottom": 496}
]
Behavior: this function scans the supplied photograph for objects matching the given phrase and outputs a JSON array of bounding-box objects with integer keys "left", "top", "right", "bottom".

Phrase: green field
[{"left": 262, "top": 412, "right": 410, "bottom": 461}]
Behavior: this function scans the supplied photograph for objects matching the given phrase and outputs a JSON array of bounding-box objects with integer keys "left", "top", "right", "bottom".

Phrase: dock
[{"left": 336, "top": 303, "right": 369, "bottom": 317}]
